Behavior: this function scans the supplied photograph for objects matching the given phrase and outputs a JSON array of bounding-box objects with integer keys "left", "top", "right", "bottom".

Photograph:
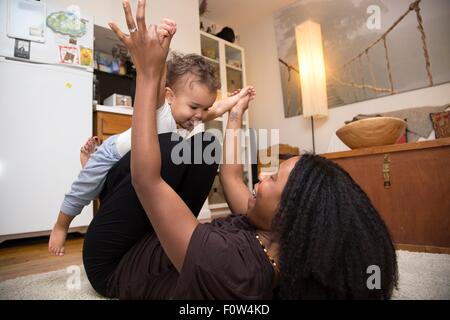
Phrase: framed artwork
[{"left": 273, "top": 0, "right": 450, "bottom": 117}]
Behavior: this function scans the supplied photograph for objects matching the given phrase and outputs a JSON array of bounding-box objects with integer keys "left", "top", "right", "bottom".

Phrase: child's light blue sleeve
[{"left": 60, "top": 135, "right": 122, "bottom": 216}]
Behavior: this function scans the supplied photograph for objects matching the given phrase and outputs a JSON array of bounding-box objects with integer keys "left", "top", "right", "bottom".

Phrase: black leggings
[{"left": 82, "top": 132, "right": 219, "bottom": 296}]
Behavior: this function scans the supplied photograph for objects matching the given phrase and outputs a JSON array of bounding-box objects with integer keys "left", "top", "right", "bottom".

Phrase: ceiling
[
  {"left": 200, "top": 0, "right": 297, "bottom": 30},
  {"left": 94, "top": 0, "right": 299, "bottom": 55}
]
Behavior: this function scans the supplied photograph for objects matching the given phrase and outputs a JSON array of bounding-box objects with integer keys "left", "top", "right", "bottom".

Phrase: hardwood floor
[
  {"left": 0, "top": 216, "right": 224, "bottom": 283},
  {"left": 0, "top": 233, "right": 84, "bottom": 282}
]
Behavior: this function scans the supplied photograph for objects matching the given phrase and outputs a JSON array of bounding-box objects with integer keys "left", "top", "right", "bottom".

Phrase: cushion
[{"left": 430, "top": 111, "right": 450, "bottom": 138}]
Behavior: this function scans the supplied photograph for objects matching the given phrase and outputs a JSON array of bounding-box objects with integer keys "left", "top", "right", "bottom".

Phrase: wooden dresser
[{"left": 322, "top": 138, "right": 450, "bottom": 253}]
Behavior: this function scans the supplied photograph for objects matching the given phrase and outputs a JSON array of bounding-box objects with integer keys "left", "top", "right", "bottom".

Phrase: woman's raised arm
[
  {"left": 109, "top": 0, "right": 198, "bottom": 272},
  {"left": 219, "top": 96, "right": 253, "bottom": 214}
]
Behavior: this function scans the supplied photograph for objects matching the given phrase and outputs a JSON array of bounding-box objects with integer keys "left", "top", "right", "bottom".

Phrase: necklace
[{"left": 255, "top": 233, "right": 280, "bottom": 274}]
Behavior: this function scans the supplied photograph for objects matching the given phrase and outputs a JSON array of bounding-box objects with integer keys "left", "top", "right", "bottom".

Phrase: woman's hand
[
  {"left": 108, "top": 0, "right": 176, "bottom": 80},
  {"left": 231, "top": 87, "right": 256, "bottom": 114}
]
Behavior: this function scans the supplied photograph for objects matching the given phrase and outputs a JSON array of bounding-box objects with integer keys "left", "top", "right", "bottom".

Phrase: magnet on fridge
[
  {"left": 29, "top": 27, "right": 44, "bottom": 37},
  {"left": 14, "top": 39, "right": 30, "bottom": 59},
  {"left": 58, "top": 45, "right": 79, "bottom": 65},
  {"left": 80, "top": 47, "right": 93, "bottom": 67}
]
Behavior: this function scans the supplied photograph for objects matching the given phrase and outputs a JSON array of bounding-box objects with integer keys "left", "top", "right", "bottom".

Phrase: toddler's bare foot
[
  {"left": 80, "top": 136, "right": 99, "bottom": 168},
  {"left": 48, "top": 224, "right": 68, "bottom": 256}
]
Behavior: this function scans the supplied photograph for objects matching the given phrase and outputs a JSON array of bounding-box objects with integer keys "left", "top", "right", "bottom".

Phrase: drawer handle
[{"left": 382, "top": 154, "right": 391, "bottom": 189}]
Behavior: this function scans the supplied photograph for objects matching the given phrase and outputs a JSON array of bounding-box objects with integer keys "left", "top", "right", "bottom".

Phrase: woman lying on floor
[{"left": 82, "top": 0, "right": 398, "bottom": 299}]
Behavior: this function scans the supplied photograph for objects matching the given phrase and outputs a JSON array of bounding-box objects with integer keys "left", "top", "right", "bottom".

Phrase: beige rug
[{"left": 0, "top": 250, "right": 449, "bottom": 300}]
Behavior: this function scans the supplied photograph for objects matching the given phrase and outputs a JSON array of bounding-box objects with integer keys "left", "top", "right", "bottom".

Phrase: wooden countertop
[
  {"left": 93, "top": 104, "right": 133, "bottom": 116},
  {"left": 321, "top": 137, "right": 450, "bottom": 160}
]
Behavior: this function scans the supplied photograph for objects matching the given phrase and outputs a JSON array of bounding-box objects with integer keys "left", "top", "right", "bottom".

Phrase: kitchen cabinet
[{"left": 93, "top": 105, "right": 132, "bottom": 143}]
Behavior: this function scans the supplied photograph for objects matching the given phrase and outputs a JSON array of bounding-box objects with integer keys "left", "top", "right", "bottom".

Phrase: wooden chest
[{"left": 322, "top": 138, "right": 450, "bottom": 253}]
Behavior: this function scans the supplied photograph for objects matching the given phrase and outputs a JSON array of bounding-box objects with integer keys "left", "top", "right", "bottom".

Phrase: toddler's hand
[
  {"left": 246, "top": 86, "right": 256, "bottom": 101},
  {"left": 157, "top": 18, "right": 177, "bottom": 42},
  {"left": 235, "top": 86, "right": 254, "bottom": 99}
]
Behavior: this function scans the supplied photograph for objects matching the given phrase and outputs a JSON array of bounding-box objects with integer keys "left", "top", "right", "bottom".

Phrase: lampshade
[{"left": 295, "top": 20, "right": 328, "bottom": 119}]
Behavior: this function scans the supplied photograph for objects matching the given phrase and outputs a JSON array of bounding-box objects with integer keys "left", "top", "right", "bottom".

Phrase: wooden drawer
[
  {"left": 101, "top": 113, "right": 132, "bottom": 135},
  {"left": 94, "top": 111, "right": 132, "bottom": 143}
]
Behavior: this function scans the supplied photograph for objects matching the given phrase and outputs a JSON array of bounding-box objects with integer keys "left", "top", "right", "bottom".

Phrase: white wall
[
  {"left": 240, "top": 16, "right": 450, "bottom": 154},
  {"left": 47, "top": 0, "right": 200, "bottom": 54}
]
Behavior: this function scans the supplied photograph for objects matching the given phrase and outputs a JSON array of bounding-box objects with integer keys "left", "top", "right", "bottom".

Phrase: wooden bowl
[{"left": 336, "top": 117, "right": 406, "bottom": 149}]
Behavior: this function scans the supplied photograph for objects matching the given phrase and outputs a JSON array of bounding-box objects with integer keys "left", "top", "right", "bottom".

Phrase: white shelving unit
[{"left": 200, "top": 31, "right": 253, "bottom": 218}]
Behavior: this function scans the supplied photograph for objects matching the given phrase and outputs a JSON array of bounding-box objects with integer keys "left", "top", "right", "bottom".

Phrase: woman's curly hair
[{"left": 273, "top": 154, "right": 398, "bottom": 299}]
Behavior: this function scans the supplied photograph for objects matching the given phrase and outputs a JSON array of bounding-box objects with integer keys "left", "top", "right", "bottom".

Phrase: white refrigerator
[{"left": 0, "top": 0, "right": 94, "bottom": 239}]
